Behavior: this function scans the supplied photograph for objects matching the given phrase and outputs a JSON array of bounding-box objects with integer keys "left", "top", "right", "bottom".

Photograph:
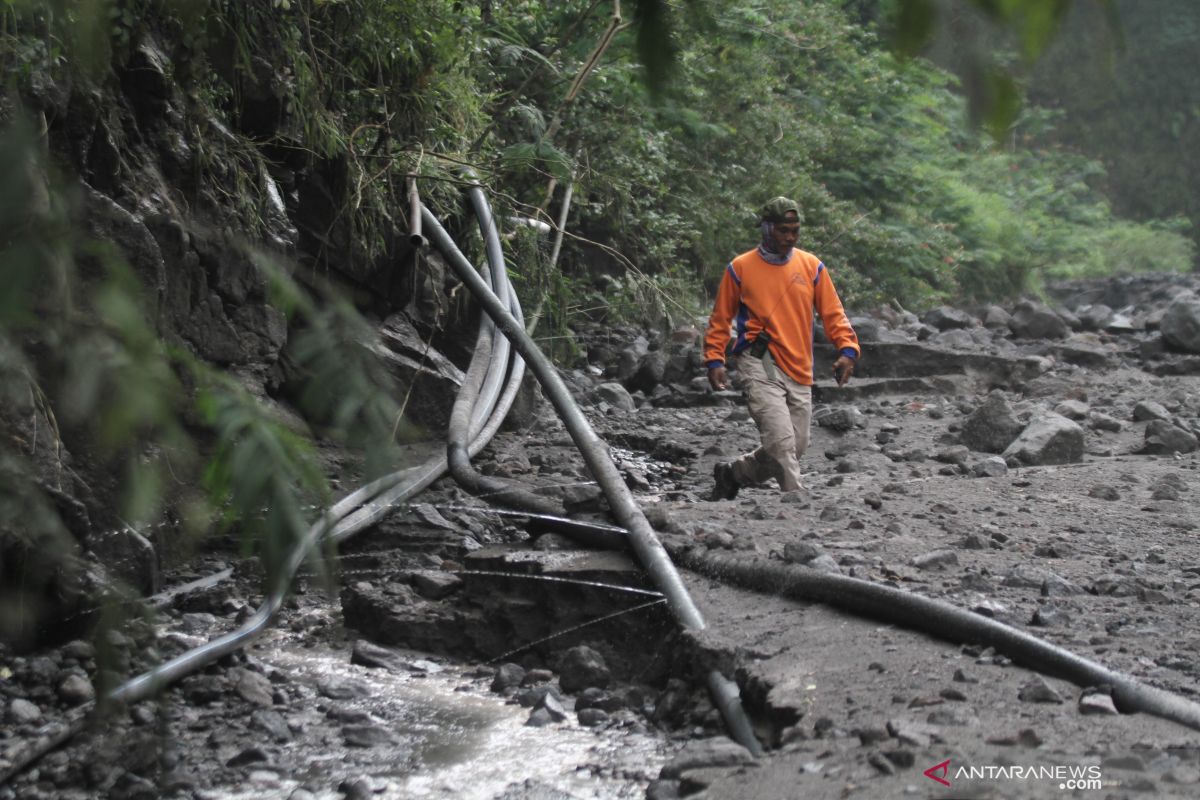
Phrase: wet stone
[
  {"left": 525, "top": 707, "right": 558, "bottom": 727},
  {"left": 251, "top": 709, "right": 292, "bottom": 742},
  {"left": 233, "top": 669, "right": 275, "bottom": 707},
  {"left": 491, "top": 662, "right": 526, "bottom": 693},
  {"left": 558, "top": 645, "right": 610, "bottom": 692},
  {"left": 8, "top": 698, "right": 41, "bottom": 723},
  {"left": 57, "top": 674, "right": 95, "bottom": 706},
  {"left": 577, "top": 708, "right": 609, "bottom": 727},
  {"left": 521, "top": 668, "right": 554, "bottom": 685},
  {"left": 342, "top": 724, "right": 396, "bottom": 748},
  {"left": 226, "top": 746, "right": 269, "bottom": 767},
  {"left": 318, "top": 678, "right": 369, "bottom": 701},
  {"left": 517, "top": 685, "right": 563, "bottom": 708}
]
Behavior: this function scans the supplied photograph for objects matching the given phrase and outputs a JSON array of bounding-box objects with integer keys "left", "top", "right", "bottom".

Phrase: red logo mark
[{"left": 923, "top": 759, "right": 952, "bottom": 787}]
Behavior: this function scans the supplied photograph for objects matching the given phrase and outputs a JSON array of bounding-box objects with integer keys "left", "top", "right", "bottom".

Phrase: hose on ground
[
  {"left": 439, "top": 182, "right": 566, "bottom": 517},
  {"left": 466, "top": 507, "right": 1200, "bottom": 734},
  {"left": 423, "top": 199, "right": 765, "bottom": 757},
  {"left": 668, "top": 545, "right": 1200, "bottom": 732}
]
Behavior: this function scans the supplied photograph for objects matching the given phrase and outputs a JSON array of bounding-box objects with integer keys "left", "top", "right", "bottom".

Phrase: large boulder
[
  {"left": 1002, "top": 412, "right": 1085, "bottom": 465},
  {"left": 1140, "top": 420, "right": 1199, "bottom": 455},
  {"left": 1161, "top": 298, "right": 1200, "bottom": 353},
  {"left": 1008, "top": 300, "right": 1069, "bottom": 340},
  {"left": 923, "top": 306, "right": 976, "bottom": 331},
  {"left": 961, "top": 392, "right": 1024, "bottom": 453}
]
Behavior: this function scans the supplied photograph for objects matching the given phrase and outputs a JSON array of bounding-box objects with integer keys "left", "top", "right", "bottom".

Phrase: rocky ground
[{"left": 4, "top": 272, "right": 1200, "bottom": 799}]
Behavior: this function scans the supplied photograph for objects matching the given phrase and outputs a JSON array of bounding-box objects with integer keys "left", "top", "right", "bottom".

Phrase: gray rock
[
  {"left": 1018, "top": 676, "right": 1063, "bottom": 704},
  {"left": 1031, "top": 605, "right": 1072, "bottom": 627},
  {"left": 1008, "top": 299, "right": 1069, "bottom": 339},
  {"left": 250, "top": 709, "right": 292, "bottom": 742},
  {"left": 317, "top": 678, "right": 369, "bottom": 701},
  {"left": 1079, "top": 694, "right": 1119, "bottom": 716},
  {"left": 911, "top": 550, "right": 958, "bottom": 570},
  {"left": 525, "top": 707, "right": 558, "bottom": 727},
  {"left": 930, "top": 329, "right": 975, "bottom": 349},
  {"left": 491, "top": 663, "right": 526, "bottom": 693},
  {"left": 1054, "top": 399, "right": 1089, "bottom": 420},
  {"left": 1041, "top": 574, "right": 1084, "bottom": 597},
  {"left": 558, "top": 645, "right": 610, "bottom": 692},
  {"left": 233, "top": 668, "right": 275, "bottom": 707},
  {"left": 595, "top": 382, "right": 636, "bottom": 413},
  {"left": 815, "top": 406, "right": 865, "bottom": 431},
  {"left": 536, "top": 692, "right": 568, "bottom": 722},
  {"left": 1002, "top": 564, "right": 1056, "bottom": 589},
  {"left": 885, "top": 719, "right": 937, "bottom": 748},
  {"left": 1161, "top": 297, "right": 1200, "bottom": 353},
  {"left": 8, "top": 698, "right": 41, "bottom": 724},
  {"left": 57, "top": 674, "right": 95, "bottom": 706},
  {"left": 342, "top": 724, "right": 397, "bottom": 747},
  {"left": 782, "top": 542, "right": 823, "bottom": 565},
  {"left": 659, "top": 737, "right": 755, "bottom": 779},
  {"left": 1088, "top": 412, "right": 1123, "bottom": 432},
  {"left": 1002, "top": 412, "right": 1085, "bottom": 465},
  {"left": 1132, "top": 400, "right": 1172, "bottom": 422},
  {"left": 981, "top": 305, "right": 1012, "bottom": 329},
  {"left": 962, "top": 392, "right": 1024, "bottom": 453},
  {"left": 626, "top": 351, "right": 668, "bottom": 393},
  {"left": 806, "top": 554, "right": 843, "bottom": 574},
  {"left": 1088, "top": 484, "right": 1120, "bottom": 501},
  {"left": 1140, "top": 420, "right": 1199, "bottom": 455},
  {"left": 780, "top": 488, "right": 812, "bottom": 506},
  {"left": 411, "top": 571, "right": 463, "bottom": 600},
  {"left": 970, "top": 456, "right": 1008, "bottom": 478},
  {"left": 1077, "top": 304, "right": 1114, "bottom": 331},
  {"left": 577, "top": 708, "right": 609, "bottom": 727},
  {"left": 934, "top": 445, "right": 971, "bottom": 466},
  {"left": 924, "top": 306, "right": 976, "bottom": 331}
]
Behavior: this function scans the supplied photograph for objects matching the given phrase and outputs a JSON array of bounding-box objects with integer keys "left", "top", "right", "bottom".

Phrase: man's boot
[{"left": 709, "top": 462, "right": 740, "bottom": 501}]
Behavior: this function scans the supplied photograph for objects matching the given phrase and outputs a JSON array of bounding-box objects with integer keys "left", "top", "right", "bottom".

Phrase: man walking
[{"left": 704, "top": 197, "right": 860, "bottom": 500}]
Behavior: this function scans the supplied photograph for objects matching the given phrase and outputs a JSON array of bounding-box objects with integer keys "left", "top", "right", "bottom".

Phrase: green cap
[{"left": 761, "top": 196, "right": 801, "bottom": 224}]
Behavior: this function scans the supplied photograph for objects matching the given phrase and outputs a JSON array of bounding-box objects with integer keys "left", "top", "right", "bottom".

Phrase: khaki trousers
[{"left": 730, "top": 350, "right": 813, "bottom": 492}]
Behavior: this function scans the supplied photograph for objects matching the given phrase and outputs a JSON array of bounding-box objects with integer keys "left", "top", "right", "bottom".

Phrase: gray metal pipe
[{"left": 421, "top": 202, "right": 764, "bottom": 756}]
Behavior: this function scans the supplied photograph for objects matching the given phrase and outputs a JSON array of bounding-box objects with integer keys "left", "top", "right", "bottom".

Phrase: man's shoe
[{"left": 709, "top": 461, "right": 740, "bottom": 501}]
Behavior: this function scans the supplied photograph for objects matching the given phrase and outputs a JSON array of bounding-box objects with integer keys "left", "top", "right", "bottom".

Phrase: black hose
[
  {"left": 467, "top": 508, "right": 1200, "bottom": 733},
  {"left": 671, "top": 544, "right": 1200, "bottom": 731}
]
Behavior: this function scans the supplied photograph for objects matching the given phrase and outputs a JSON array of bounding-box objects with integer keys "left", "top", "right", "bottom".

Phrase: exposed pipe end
[{"left": 410, "top": 233, "right": 429, "bottom": 249}]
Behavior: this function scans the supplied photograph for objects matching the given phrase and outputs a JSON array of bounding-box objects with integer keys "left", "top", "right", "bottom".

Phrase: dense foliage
[{"left": 1027, "top": 0, "right": 1200, "bottom": 252}]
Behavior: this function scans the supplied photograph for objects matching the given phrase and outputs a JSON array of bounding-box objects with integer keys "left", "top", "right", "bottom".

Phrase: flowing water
[{"left": 203, "top": 628, "right": 669, "bottom": 800}]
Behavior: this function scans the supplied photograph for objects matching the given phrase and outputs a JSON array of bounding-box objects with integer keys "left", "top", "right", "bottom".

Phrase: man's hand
[
  {"left": 708, "top": 365, "right": 729, "bottom": 391},
  {"left": 832, "top": 355, "right": 855, "bottom": 387}
]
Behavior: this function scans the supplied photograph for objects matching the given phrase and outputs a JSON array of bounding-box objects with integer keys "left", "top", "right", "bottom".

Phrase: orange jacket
[{"left": 704, "top": 247, "right": 860, "bottom": 385}]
